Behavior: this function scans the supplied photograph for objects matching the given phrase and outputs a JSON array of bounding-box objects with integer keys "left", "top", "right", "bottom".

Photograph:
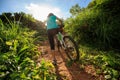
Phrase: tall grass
[
  {"left": 64, "top": 0, "right": 120, "bottom": 79},
  {"left": 65, "top": 6, "right": 120, "bottom": 49},
  {"left": 0, "top": 15, "right": 56, "bottom": 79}
]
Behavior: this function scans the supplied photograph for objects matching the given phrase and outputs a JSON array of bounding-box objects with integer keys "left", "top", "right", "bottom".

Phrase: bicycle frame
[
  {"left": 56, "top": 32, "right": 67, "bottom": 49},
  {"left": 56, "top": 31, "right": 80, "bottom": 61}
]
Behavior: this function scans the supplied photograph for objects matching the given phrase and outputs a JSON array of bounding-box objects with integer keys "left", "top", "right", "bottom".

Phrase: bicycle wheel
[{"left": 63, "top": 36, "right": 79, "bottom": 61}]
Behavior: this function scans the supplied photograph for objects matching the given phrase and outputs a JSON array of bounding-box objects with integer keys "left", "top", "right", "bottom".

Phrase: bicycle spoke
[{"left": 64, "top": 36, "right": 79, "bottom": 61}]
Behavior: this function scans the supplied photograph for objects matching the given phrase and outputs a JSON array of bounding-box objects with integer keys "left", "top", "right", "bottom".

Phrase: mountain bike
[{"left": 56, "top": 29, "right": 79, "bottom": 62}]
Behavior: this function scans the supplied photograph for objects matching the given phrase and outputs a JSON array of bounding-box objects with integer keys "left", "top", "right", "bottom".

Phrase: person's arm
[{"left": 56, "top": 16, "right": 62, "bottom": 22}]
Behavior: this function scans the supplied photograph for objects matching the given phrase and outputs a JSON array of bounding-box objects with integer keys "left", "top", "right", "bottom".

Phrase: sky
[{"left": 0, "top": 0, "right": 91, "bottom": 21}]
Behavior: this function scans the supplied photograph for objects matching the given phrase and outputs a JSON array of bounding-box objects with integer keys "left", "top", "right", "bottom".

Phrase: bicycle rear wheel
[{"left": 63, "top": 36, "right": 79, "bottom": 61}]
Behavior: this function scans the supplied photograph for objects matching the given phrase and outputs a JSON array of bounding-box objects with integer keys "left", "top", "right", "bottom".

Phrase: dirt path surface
[{"left": 37, "top": 40, "right": 102, "bottom": 80}]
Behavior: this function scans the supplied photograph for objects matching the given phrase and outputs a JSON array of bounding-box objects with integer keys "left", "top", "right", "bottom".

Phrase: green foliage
[
  {"left": 0, "top": 14, "right": 56, "bottom": 79},
  {"left": 36, "top": 59, "right": 56, "bottom": 80},
  {"left": 9, "top": 58, "right": 56, "bottom": 80},
  {"left": 65, "top": 0, "right": 120, "bottom": 50},
  {"left": 70, "top": 4, "right": 82, "bottom": 16},
  {"left": 79, "top": 45, "right": 120, "bottom": 79},
  {"left": 0, "top": 12, "right": 45, "bottom": 31},
  {"left": 65, "top": 0, "right": 120, "bottom": 79},
  {"left": 87, "top": 0, "right": 96, "bottom": 8},
  {"left": 64, "top": 0, "right": 120, "bottom": 80}
]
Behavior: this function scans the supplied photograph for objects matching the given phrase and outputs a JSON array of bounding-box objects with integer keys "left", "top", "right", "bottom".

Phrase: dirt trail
[{"left": 37, "top": 40, "right": 102, "bottom": 80}]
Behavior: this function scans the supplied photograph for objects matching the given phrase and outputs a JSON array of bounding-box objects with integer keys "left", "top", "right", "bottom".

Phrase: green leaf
[
  {"left": 18, "top": 45, "right": 29, "bottom": 54},
  {"left": 6, "top": 41, "right": 12, "bottom": 46},
  {"left": 20, "top": 73, "right": 26, "bottom": 79}
]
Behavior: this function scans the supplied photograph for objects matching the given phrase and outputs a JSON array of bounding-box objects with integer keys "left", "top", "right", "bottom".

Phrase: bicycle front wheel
[{"left": 63, "top": 36, "right": 79, "bottom": 61}]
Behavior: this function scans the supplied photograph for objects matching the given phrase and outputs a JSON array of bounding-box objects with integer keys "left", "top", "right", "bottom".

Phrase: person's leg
[{"left": 47, "top": 29, "right": 57, "bottom": 65}]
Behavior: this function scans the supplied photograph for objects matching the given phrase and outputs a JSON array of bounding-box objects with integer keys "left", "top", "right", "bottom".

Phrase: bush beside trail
[{"left": 0, "top": 14, "right": 55, "bottom": 79}]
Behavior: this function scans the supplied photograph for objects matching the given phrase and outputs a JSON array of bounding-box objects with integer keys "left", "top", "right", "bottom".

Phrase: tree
[
  {"left": 0, "top": 12, "right": 45, "bottom": 30},
  {"left": 0, "top": 13, "right": 13, "bottom": 23},
  {"left": 69, "top": 4, "right": 81, "bottom": 16},
  {"left": 87, "top": 0, "right": 96, "bottom": 9}
]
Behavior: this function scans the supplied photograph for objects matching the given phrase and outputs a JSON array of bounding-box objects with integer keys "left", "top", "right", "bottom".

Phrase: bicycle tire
[{"left": 63, "top": 36, "right": 79, "bottom": 61}]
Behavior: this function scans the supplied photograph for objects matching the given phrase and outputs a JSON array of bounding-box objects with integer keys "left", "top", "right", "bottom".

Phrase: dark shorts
[{"left": 47, "top": 28, "right": 59, "bottom": 50}]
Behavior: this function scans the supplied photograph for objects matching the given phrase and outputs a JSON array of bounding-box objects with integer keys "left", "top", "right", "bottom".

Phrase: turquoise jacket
[{"left": 47, "top": 15, "right": 58, "bottom": 30}]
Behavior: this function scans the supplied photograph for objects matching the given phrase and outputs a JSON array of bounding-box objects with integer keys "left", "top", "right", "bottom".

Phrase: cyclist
[{"left": 46, "top": 13, "right": 62, "bottom": 65}]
